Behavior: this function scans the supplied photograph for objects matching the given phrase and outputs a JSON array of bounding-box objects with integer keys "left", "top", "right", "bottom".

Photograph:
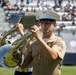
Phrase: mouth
[{"left": 44, "top": 29, "right": 48, "bottom": 31}]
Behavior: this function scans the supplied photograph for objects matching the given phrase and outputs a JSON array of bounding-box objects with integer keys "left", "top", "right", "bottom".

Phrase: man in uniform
[{"left": 19, "top": 10, "right": 66, "bottom": 75}]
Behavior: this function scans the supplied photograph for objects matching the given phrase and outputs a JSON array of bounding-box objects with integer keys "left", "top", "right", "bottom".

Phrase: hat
[{"left": 36, "top": 10, "right": 60, "bottom": 22}]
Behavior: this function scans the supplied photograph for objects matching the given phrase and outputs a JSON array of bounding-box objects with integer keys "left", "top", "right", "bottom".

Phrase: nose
[{"left": 44, "top": 24, "right": 47, "bottom": 27}]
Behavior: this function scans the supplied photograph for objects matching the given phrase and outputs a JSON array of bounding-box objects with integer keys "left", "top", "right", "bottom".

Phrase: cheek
[{"left": 49, "top": 26, "right": 54, "bottom": 30}]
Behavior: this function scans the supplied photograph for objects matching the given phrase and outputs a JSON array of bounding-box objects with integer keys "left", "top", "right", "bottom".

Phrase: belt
[
  {"left": 16, "top": 67, "right": 33, "bottom": 72},
  {"left": 17, "top": 67, "right": 27, "bottom": 72},
  {"left": 26, "top": 67, "right": 33, "bottom": 72}
]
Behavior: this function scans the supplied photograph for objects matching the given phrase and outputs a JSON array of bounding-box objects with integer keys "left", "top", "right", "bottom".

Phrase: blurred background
[{"left": 0, "top": 0, "right": 76, "bottom": 75}]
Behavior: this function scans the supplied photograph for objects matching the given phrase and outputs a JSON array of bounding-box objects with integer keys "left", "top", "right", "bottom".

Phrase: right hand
[
  {"left": 15, "top": 23, "right": 24, "bottom": 30},
  {"left": 15, "top": 23, "right": 24, "bottom": 36}
]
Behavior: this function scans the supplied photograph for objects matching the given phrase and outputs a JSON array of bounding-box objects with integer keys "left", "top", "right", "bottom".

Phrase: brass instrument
[
  {"left": 0, "top": 28, "right": 18, "bottom": 46},
  {"left": 0, "top": 15, "right": 37, "bottom": 69},
  {"left": 3, "top": 31, "right": 33, "bottom": 68}
]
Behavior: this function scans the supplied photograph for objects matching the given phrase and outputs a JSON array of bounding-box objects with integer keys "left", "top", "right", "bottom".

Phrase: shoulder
[
  {"left": 54, "top": 36, "right": 66, "bottom": 46},
  {"left": 49, "top": 35, "right": 66, "bottom": 45}
]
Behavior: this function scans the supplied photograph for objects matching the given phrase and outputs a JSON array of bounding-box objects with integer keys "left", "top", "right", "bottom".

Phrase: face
[{"left": 40, "top": 21, "right": 56, "bottom": 34}]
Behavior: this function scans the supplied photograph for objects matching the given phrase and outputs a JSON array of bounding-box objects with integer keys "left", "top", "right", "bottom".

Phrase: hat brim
[{"left": 36, "top": 10, "right": 60, "bottom": 21}]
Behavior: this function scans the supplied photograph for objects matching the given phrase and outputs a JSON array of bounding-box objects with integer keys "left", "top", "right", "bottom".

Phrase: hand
[
  {"left": 30, "top": 25, "right": 41, "bottom": 39},
  {"left": 15, "top": 23, "right": 24, "bottom": 36},
  {"left": 15, "top": 23, "right": 24, "bottom": 30},
  {"left": 13, "top": 51, "right": 22, "bottom": 64}
]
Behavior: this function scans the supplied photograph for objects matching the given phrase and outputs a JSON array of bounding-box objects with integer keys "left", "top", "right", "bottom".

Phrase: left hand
[{"left": 13, "top": 51, "right": 22, "bottom": 64}]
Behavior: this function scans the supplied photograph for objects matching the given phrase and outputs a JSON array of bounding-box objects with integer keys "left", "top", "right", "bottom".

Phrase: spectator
[
  {"left": 20, "top": 0, "right": 24, "bottom": 5},
  {"left": 54, "top": 0, "right": 63, "bottom": 8},
  {"left": 26, "top": 0, "right": 31, "bottom": 5},
  {"left": 67, "top": 0, "right": 73, "bottom": 6},
  {"left": 1, "top": 0, "right": 7, "bottom": 8},
  {"left": 37, "top": 0, "right": 41, "bottom": 7},
  {"left": 67, "top": 13, "right": 72, "bottom": 21},
  {"left": 72, "top": 5, "right": 76, "bottom": 21},
  {"left": 5, "top": 12, "right": 11, "bottom": 21},
  {"left": 72, "top": 5, "right": 76, "bottom": 16},
  {"left": 16, "top": 0, "right": 21, "bottom": 8},
  {"left": 19, "top": 7, "right": 26, "bottom": 15},
  {"left": 62, "top": 13, "right": 67, "bottom": 21},
  {"left": 7, "top": 3, "right": 13, "bottom": 10}
]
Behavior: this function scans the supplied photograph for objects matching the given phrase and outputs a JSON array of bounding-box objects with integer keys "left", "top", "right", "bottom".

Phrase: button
[
  {"left": 38, "top": 63, "right": 40, "bottom": 65},
  {"left": 38, "top": 71, "right": 39, "bottom": 73},
  {"left": 38, "top": 55, "right": 40, "bottom": 59}
]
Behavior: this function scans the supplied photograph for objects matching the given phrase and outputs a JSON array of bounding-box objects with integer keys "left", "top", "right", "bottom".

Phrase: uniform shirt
[{"left": 28, "top": 34, "right": 66, "bottom": 75}]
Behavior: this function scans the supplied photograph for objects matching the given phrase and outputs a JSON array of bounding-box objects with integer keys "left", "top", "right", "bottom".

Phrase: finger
[{"left": 30, "top": 26, "right": 35, "bottom": 31}]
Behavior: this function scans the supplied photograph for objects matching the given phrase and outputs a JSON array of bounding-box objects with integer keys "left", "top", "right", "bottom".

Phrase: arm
[
  {"left": 30, "top": 25, "right": 58, "bottom": 60},
  {"left": 19, "top": 51, "right": 33, "bottom": 69},
  {"left": 19, "top": 41, "right": 33, "bottom": 69},
  {"left": 36, "top": 36, "right": 58, "bottom": 60}
]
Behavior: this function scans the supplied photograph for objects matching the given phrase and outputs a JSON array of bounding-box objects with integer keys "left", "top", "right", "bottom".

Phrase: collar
[
  {"left": 43, "top": 34, "right": 56, "bottom": 43},
  {"left": 35, "top": 34, "right": 56, "bottom": 44}
]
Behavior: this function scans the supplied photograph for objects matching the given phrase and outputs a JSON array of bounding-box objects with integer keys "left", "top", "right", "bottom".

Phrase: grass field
[
  {"left": 0, "top": 66, "right": 76, "bottom": 75},
  {"left": 61, "top": 66, "right": 76, "bottom": 75}
]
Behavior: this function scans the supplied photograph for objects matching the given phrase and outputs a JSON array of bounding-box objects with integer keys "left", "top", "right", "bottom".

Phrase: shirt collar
[{"left": 42, "top": 33, "right": 55, "bottom": 43}]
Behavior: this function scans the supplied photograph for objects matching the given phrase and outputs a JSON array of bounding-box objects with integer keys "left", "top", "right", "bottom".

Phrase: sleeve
[{"left": 52, "top": 41, "right": 66, "bottom": 59}]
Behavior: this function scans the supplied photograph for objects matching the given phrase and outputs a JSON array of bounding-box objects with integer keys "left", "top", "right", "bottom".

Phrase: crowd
[{"left": 0, "top": 0, "right": 76, "bottom": 22}]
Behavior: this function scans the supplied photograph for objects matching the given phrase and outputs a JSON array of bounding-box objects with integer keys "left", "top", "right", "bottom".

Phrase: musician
[
  {"left": 18, "top": 10, "right": 66, "bottom": 75},
  {"left": 0, "top": 23, "right": 32, "bottom": 75},
  {"left": 10, "top": 23, "right": 32, "bottom": 75}
]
